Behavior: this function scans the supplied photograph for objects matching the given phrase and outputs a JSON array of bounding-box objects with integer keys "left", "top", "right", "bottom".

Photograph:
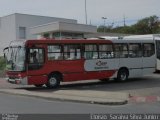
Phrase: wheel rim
[
  {"left": 120, "top": 72, "right": 127, "bottom": 81},
  {"left": 49, "top": 77, "right": 57, "bottom": 86}
]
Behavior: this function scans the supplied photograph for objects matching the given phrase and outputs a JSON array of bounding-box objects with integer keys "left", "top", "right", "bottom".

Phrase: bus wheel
[
  {"left": 34, "top": 84, "right": 43, "bottom": 87},
  {"left": 46, "top": 74, "right": 61, "bottom": 88},
  {"left": 116, "top": 69, "right": 129, "bottom": 82}
]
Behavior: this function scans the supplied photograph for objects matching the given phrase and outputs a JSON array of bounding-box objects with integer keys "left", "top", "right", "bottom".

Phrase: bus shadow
[{"left": 15, "top": 75, "right": 160, "bottom": 92}]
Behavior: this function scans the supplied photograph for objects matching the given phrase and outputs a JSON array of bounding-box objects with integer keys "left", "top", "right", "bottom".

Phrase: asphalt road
[
  {"left": 0, "top": 74, "right": 160, "bottom": 114},
  {"left": 0, "top": 74, "right": 160, "bottom": 96},
  {"left": 0, "top": 74, "right": 159, "bottom": 120},
  {"left": 1, "top": 73, "right": 159, "bottom": 97},
  {"left": 0, "top": 92, "right": 160, "bottom": 114}
]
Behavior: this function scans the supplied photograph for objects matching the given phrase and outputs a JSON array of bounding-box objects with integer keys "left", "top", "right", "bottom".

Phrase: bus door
[
  {"left": 142, "top": 43, "right": 156, "bottom": 74},
  {"left": 26, "top": 47, "right": 46, "bottom": 84},
  {"left": 115, "top": 43, "right": 143, "bottom": 77}
]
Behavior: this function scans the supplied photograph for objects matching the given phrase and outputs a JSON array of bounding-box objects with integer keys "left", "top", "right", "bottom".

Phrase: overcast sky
[{"left": 0, "top": 0, "right": 159, "bottom": 26}]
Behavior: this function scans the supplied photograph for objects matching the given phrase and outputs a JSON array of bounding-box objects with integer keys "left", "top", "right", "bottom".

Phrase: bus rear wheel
[
  {"left": 46, "top": 74, "right": 61, "bottom": 88},
  {"left": 116, "top": 68, "right": 129, "bottom": 82}
]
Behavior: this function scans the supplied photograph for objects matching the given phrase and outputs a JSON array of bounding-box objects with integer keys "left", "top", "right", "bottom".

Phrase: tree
[
  {"left": 97, "top": 25, "right": 113, "bottom": 33},
  {"left": 97, "top": 15, "right": 160, "bottom": 34},
  {"left": 133, "top": 15, "right": 159, "bottom": 34},
  {"left": 112, "top": 26, "right": 135, "bottom": 34}
]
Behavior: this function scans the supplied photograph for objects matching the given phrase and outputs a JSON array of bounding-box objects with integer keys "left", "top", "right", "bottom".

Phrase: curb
[
  {"left": 129, "top": 96, "right": 160, "bottom": 103},
  {"left": 0, "top": 89, "right": 128, "bottom": 105}
]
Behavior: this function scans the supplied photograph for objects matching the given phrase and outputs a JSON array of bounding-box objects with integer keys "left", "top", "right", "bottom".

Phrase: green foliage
[
  {"left": 112, "top": 26, "right": 136, "bottom": 34},
  {"left": 97, "top": 15, "right": 160, "bottom": 34},
  {"left": 97, "top": 25, "right": 113, "bottom": 33},
  {"left": 0, "top": 56, "right": 6, "bottom": 70},
  {"left": 133, "top": 15, "right": 159, "bottom": 34}
]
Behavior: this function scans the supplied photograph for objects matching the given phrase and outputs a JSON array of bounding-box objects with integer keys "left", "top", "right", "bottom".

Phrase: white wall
[
  {"left": 15, "top": 13, "right": 77, "bottom": 40},
  {"left": 0, "top": 14, "right": 16, "bottom": 55}
]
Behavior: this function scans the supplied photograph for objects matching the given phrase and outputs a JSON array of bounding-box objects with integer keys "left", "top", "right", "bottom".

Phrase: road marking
[{"left": 130, "top": 96, "right": 160, "bottom": 103}]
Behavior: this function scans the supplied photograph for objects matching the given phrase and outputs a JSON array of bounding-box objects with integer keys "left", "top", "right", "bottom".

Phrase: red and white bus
[{"left": 4, "top": 38, "right": 156, "bottom": 88}]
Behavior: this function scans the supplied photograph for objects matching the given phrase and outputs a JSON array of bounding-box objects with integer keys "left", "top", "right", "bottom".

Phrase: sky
[{"left": 0, "top": 0, "right": 160, "bottom": 27}]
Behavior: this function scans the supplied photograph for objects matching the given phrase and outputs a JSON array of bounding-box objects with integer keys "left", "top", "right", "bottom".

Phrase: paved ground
[
  {"left": 0, "top": 73, "right": 160, "bottom": 104},
  {"left": 0, "top": 89, "right": 129, "bottom": 105},
  {"left": 0, "top": 74, "right": 160, "bottom": 120},
  {"left": 0, "top": 92, "right": 160, "bottom": 114}
]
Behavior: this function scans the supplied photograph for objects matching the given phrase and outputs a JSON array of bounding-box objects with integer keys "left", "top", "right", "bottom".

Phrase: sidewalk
[{"left": 0, "top": 89, "right": 129, "bottom": 105}]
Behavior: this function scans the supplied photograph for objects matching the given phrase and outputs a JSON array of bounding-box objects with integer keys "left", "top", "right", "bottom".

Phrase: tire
[
  {"left": 46, "top": 74, "right": 61, "bottom": 88},
  {"left": 34, "top": 84, "right": 43, "bottom": 87},
  {"left": 116, "top": 69, "right": 129, "bottom": 82}
]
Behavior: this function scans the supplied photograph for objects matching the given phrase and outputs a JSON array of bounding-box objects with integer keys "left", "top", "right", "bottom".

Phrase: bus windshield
[{"left": 5, "top": 47, "right": 25, "bottom": 71}]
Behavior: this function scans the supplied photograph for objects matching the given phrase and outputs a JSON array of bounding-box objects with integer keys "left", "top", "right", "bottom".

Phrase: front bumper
[{"left": 6, "top": 77, "right": 28, "bottom": 85}]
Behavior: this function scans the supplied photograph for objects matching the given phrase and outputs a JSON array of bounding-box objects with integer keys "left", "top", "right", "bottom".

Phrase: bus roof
[
  {"left": 123, "top": 34, "right": 160, "bottom": 40},
  {"left": 9, "top": 35, "right": 158, "bottom": 47},
  {"left": 25, "top": 39, "right": 113, "bottom": 45}
]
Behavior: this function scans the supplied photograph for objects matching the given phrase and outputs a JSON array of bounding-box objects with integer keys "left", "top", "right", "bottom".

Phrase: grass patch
[{"left": 0, "top": 56, "right": 6, "bottom": 77}]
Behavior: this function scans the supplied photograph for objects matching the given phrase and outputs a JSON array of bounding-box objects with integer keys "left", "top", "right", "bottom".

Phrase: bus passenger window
[
  {"left": 48, "top": 45, "right": 63, "bottom": 60},
  {"left": 143, "top": 44, "right": 155, "bottom": 57},
  {"left": 129, "top": 44, "right": 142, "bottom": 58},
  {"left": 99, "top": 44, "right": 113, "bottom": 59},
  {"left": 64, "top": 45, "right": 81, "bottom": 60},
  {"left": 84, "top": 45, "right": 98, "bottom": 59},
  {"left": 114, "top": 44, "right": 128, "bottom": 58}
]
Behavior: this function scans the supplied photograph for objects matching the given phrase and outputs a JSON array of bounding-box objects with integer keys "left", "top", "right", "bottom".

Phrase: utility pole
[
  {"left": 85, "top": 0, "right": 88, "bottom": 24},
  {"left": 102, "top": 17, "right": 107, "bottom": 34},
  {"left": 123, "top": 15, "right": 126, "bottom": 27}
]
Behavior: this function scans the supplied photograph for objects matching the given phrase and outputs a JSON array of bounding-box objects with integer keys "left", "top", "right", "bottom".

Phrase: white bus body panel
[
  {"left": 142, "top": 55, "right": 156, "bottom": 75},
  {"left": 118, "top": 58, "right": 143, "bottom": 78},
  {"left": 84, "top": 59, "right": 119, "bottom": 71},
  {"left": 157, "top": 59, "right": 160, "bottom": 70}
]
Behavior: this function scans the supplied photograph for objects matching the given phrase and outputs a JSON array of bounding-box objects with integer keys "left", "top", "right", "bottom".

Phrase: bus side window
[
  {"left": 129, "top": 44, "right": 142, "bottom": 58},
  {"left": 84, "top": 44, "right": 98, "bottom": 59},
  {"left": 114, "top": 44, "right": 128, "bottom": 58},
  {"left": 64, "top": 45, "right": 81, "bottom": 60},
  {"left": 99, "top": 44, "right": 114, "bottom": 59},
  {"left": 143, "top": 43, "right": 155, "bottom": 57},
  {"left": 48, "top": 45, "right": 63, "bottom": 60}
]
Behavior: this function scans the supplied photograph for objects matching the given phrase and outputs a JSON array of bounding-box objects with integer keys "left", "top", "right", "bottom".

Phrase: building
[
  {"left": 30, "top": 21, "right": 96, "bottom": 39},
  {"left": 0, "top": 13, "right": 97, "bottom": 55}
]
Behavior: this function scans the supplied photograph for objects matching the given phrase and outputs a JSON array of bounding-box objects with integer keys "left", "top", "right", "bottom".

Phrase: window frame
[
  {"left": 47, "top": 44, "right": 63, "bottom": 60},
  {"left": 114, "top": 43, "right": 129, "bottom": 58},
  {"left": 84, "top": 44, "right": 98, "bottom": 59},
  {"left": 98, "top": 44, "right": 114, "bottom": 59},
  {"left": 19, "top": 27, "right": 26, "bottom": 39},
  {"left": 143, "top": 43, "right": 155, "bottom": 57},
  {"left": 129, "top": 43, "right": 142, "bottom": 58},
  {"left": 63, "top": 44, "right": 82, "bottom": 60},
  {"left": 27, "top": 47, "right": 45, "bottom": 70}
]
